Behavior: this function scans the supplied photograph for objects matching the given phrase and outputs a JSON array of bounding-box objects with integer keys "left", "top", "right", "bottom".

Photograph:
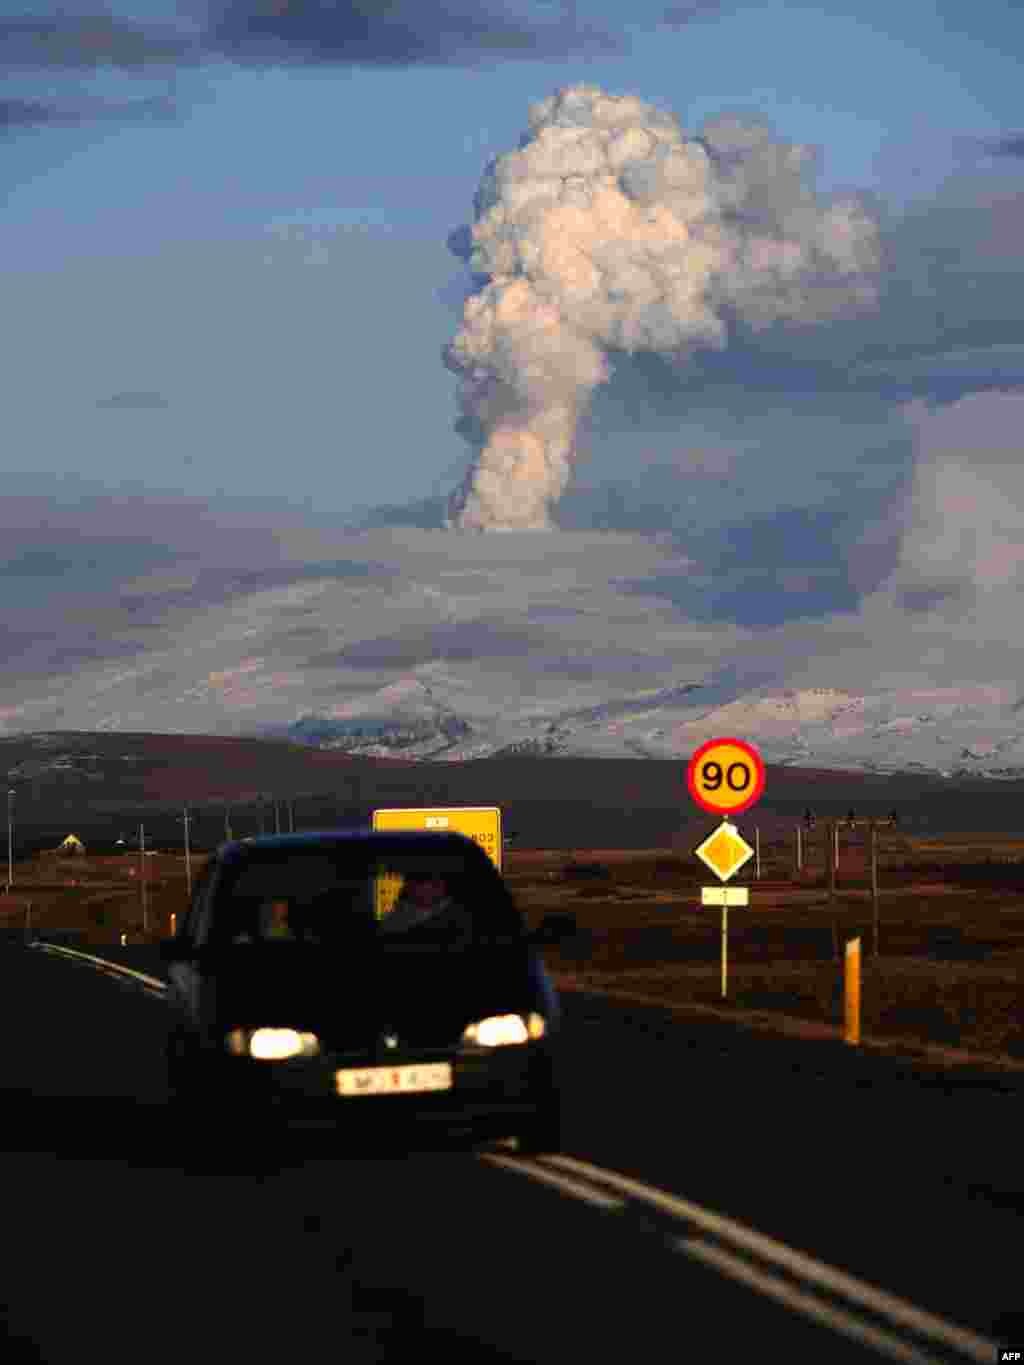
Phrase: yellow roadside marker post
[
  {"left": 687, "top": 739, "right": 765, "bottom": 1000},
  {"left": 845, "top": 936, "right": 861, "bottom": 1045}
]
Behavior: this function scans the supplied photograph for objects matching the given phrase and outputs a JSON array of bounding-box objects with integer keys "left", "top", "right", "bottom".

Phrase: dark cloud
[
  {"left": 1, "top": 91, "right": 179, "bottom": 134},
  {"left": 535, "top": 647, "right": 681, "bottom": 683},
  {"left": 1, "top": 3, "right": 659, "bottom": 81},
  {"left": 353, "top": 495, "right": 451, "bottom": 532},
  {"left": 526, "top": 604, "right": 588, "bottom": 622},
  {"left": 555, "top": 469, "right": 690, "bottom": 536},
  {"left": 96, "top": 390, "right": 171, "bottom": 410},
  {"left": 43, "top": 636, "right": 144, "bottom": 671},
  {"left": 0, "top": 98, "right": 78, "bottom": 130},
  {"left": 0, "top": 623, "right": 145, "bottom": 685},
  {"left": 244, "top": 558, "right": 400, "bottom": 585},
  {"left": 659, "top": 2, "right": 731, "bottom": 25},
  {"left": 893, "top": 586, "right": 965, "bottom": 614},
  {"left": 202, "top": 0, "right": 625, "bottom": 66},
  {"left": 978, "top": 133, "right": 1024, "bottom": 160},
  {"left": 114, "top": 557, "right": 399, "bottom": 618},
  {"left": 0, "top": 536, "right": 183, "bottom": 585},
  {"left": 0, "top": 16, "right": 196, "bottom": 70},
  {"left": 315, "top": 620, "right": 551, "bottom": 670}
]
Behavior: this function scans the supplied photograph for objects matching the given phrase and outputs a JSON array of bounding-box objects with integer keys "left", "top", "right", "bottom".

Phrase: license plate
[{"left": 335, "top": 1063, "right": 453, "bottom": 1096}]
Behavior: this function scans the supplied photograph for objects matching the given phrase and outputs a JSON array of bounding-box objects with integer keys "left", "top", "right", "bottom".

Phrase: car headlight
[
  {"left": 461, "top": 1013, "right": 546, "bottom": 1047},
  {"left": 225, "top": 1028, "right": 320, "bottom": 1060}
]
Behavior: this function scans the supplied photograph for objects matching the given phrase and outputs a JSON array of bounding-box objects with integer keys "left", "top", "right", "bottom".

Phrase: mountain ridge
[{"left": 260, "top": 679, "right": 1024, "bottom": 780}]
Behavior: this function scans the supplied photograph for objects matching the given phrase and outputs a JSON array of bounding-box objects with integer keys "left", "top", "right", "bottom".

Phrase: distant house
[{"left": 57, "top": 834, "right": 86, "bottom": 856}]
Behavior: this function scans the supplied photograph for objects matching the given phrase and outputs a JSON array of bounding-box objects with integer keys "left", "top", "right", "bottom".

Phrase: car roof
[{"left": 213, "top": 827, "right": 494, "bottom": 867}]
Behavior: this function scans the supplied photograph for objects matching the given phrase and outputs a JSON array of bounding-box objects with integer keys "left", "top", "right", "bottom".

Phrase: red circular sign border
[{"left": 686, "top": 736, "right": 766, "bottom": 816}]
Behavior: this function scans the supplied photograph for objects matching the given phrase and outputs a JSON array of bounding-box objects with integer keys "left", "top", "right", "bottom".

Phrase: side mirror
[
  {"left": 531, "top": 912, "right": 578, "bottom": 945},
  {"left": 158, "top": 937, "right": 192, "bottom": 962}
]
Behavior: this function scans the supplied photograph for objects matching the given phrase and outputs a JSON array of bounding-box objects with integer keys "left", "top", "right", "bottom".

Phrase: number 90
[{"left": 702, "top": 761, "right": 750, "bottom": 792}]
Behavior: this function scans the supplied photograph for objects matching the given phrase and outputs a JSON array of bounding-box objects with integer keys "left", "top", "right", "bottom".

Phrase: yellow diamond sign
[{"left": 694, "top": 819, "right": 754, "bottom": 883}]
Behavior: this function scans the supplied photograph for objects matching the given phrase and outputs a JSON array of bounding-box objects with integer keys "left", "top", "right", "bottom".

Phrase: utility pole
[
  {"left": 7, "top": 789, "right": 14, "bottom": 893},
  {"left": 827, "top": 820, "right": 838, "bottom": 960},
  {"left": 183, "top": 805, "right": 192, "bottom": 901},
  {"left": 798, "top": 809, "right": 814, "bottom": 880},
  {"left": 140, "top": 823, "right": 148, "bottom": 934},
  {"left": 870, "top": 818, "right": 879, "bottom": 958}
]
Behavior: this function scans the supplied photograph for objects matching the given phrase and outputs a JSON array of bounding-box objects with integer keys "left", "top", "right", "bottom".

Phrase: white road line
[
  {"left": 32, "top": 943, "right": 167, "bottom": 993},
  {"left": 481, "top": 1153, "right": 626, "bottom": 1211},
  {"left": 677, "top": 1237, "right": 945, "bottom": 1365},
  {"left": 540, "top": 1154, "right": 1000, "bottom": 1364}
]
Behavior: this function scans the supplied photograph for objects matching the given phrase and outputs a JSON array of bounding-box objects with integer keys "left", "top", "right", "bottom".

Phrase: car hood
[{"left": 209, "top": 942, "right": 546, "bottom": 1047}]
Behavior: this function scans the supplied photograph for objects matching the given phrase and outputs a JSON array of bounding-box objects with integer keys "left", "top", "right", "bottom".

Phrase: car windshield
[{"left": 212, "top": 845, "right": 520, "bottom": 947}]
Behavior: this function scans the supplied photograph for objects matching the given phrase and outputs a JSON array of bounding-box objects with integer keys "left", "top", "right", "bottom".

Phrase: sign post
[
  {"left": 687, "top": 739, "right": 765, "bottom": 999},
  {"left": 870, "top": 820, "right": 879, "bottom": 957},
  {"left": 722, "top": 905, "right": 728, "bottom": 998},
  {"left": 139, "top": 824, "right": 147, "bottom": 934},
  {"left": 183, "top": 805, "right": 192, "bottom": 900},
  {"left": 695, "top": 820, "right": 755, "bottom": 998}
]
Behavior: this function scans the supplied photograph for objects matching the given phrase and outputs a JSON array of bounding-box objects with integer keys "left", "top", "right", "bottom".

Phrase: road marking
[
  {"left": 540, "top": 1154, "right": 1000, "bottom": 1364},
  {"left": 28, "top": 943, "right": 1006, "bottom": 1362},
  {"left": 481, "top": 1153, "right": 625, "bottom": 1211},
  {"left": 31, "top": 943, "right": 168, "bottom": 993},
  {"left": 677, "top": 1236, "right": 943, "bottom": 1365}
]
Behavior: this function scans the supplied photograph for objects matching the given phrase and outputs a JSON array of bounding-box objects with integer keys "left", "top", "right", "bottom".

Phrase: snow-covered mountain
[
  {"left": 253, "top": 678, "right": 473, "bottom": 758},
  {"left": 265, "top": 679, "right": 1024, "bottom": 779}
]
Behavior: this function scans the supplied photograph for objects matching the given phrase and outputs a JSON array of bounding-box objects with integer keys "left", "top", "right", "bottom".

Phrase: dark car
[{"left": 160, "top": 829, "right": 578, "bottom": 1154}]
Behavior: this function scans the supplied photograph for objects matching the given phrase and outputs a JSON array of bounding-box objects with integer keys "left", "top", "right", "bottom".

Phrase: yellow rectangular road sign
[
  {"left": 371, "top": 807, "right": 502, "bottom": 919},
  {"left": 701, "top": 886, "right": 749, "bottom": 906}
]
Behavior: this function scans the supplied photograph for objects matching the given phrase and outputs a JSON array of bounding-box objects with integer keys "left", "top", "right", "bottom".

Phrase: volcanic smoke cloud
[{"left": 443, "top": 84, "right": 881, "bottom": 531}]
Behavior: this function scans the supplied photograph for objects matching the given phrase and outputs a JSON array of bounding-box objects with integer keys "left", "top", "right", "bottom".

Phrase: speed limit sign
[{"left": 686, "top": 737, "right": 765, "bottom": 816}]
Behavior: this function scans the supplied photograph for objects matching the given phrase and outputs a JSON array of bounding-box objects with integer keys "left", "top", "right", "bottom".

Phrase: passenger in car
[
  {"left": 260, "top": 899, "right": 294, "bottom": 940},
  {"left": 230, "top": 899, "right": 295, "bottom": 943}
]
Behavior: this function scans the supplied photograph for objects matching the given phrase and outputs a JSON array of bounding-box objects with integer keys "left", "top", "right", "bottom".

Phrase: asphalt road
[{"left": 0, "top": 938, "right": 1018, "bottom": 1364}]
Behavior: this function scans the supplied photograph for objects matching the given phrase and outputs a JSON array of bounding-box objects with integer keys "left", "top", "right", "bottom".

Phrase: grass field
[{"left": 5, "top": 831, "right": 1024, "bottom": 1066}]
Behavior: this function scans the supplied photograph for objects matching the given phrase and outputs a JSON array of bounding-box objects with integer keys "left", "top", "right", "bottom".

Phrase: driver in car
[
  {"left": 260, "top": 899, "right": 295, "bottom": 940},
  {"left": 381, "top": 868, "right": 474, "bottom": 944}
]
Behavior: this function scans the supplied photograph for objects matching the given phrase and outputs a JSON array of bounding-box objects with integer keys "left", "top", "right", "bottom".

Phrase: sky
[{"left": 2, "top": 0, "right": 1024, "bottom": 739}]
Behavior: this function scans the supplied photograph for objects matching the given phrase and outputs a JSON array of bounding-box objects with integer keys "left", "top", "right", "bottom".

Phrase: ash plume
[{"left": 443, "top": 83, "right": 881, "bottom": 531}]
